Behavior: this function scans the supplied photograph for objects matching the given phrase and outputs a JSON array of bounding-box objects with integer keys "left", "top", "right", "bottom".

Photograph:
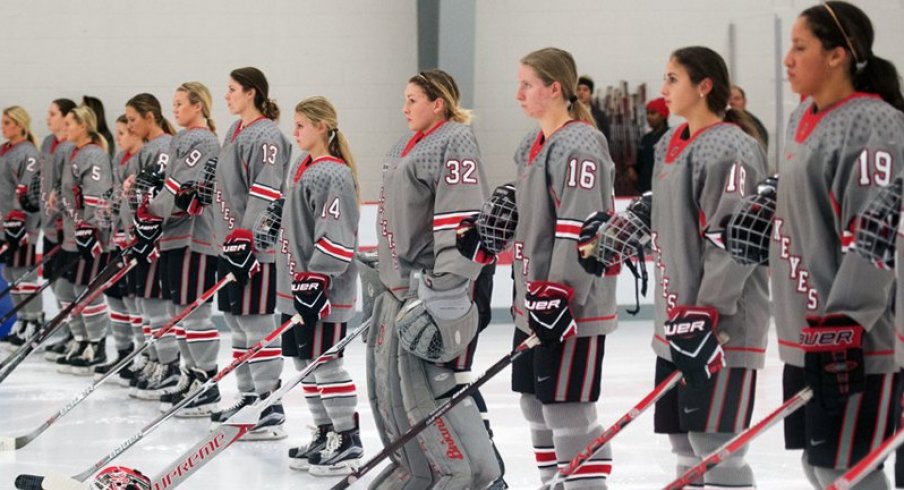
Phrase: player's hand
[
  {"left": 524, "top": 281, "right": 577, "bottom": 346},
  {"left": 4, "top": 210, "right": 28, "bottom": 250},
  {"left": 802, "top": 314, "right": 865, "bottom": 414},
  {"left": 222, "top": 229, "right": 260, "bottom": 286},
  {"left": 292, "top": 272, "right": 331, "bottom": 326},
  {"left": 664, "top": 305, "right": 724, "bottom": 387},
  {"left": 75, "top": 222, "right": 102, "bottom": 260}
]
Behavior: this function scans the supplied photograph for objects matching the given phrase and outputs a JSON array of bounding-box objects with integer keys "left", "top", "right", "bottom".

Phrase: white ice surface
[{"left": 0, "top": 321, "right": 893, "bottom": 489}]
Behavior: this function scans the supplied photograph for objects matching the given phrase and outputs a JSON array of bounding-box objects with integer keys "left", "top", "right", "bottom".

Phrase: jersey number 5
[{"left": 858, "top": 149, "right": 893, "bottom": 187}]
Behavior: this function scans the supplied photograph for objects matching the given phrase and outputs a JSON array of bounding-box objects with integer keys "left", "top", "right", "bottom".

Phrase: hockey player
[
  {"left": 649, "top": 47, "right": 768, "bottom": 489},
  {"left": 123, "top": 93, "right": 177, "bottom": 399},
  {"left": 146, "top": 82, "right": 222, "bottom": 416},
  {"left": 276, "top": 96, "right": 363, "bottom": 475},
  {"left": 208, "top": 67, "right": 290, "bottom": 439},
  {"left": 39, "top": 98, "right": 77, "bottom": 359},
  {"left": 498, "top": 48, "right": 616, "bottom": 489},
  {"left": 369, "top": 68, "right": 501, "bottom": 490},
  {"left": 773, "top": 2, "right": 904, "bottom": 488},
  {"left": 0, "top": 106, "right": 43, "bottom": 349},
  {"left": 93, "top": 114, "right": 143, "bottom": 385},
  {"left": 56, "top": 105, "right": 115, "bottom": 375}
]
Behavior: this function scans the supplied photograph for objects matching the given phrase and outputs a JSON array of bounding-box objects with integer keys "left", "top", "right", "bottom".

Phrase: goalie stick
[
  {"left": 15, "top": 313, "right": 306, "bottom": 489},
  {"left": 330, "top": 333, "right": 543, "bottom": 490},
  {"left": 663, "top": 387, "right": 813, "bottom": 490},
  {"left": 0, "top": 243, "right": 61, "bottom": 301},
  {"left": 0, "top": 256, "right": 136, "bottom": 383},
  {"left": 0, "top": 273, "right": 234, "bottom": 452}
]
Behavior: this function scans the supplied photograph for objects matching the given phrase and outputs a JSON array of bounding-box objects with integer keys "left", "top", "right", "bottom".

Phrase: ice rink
[{"left": 0, "top": 319, "right": 894, "bottom": 489}]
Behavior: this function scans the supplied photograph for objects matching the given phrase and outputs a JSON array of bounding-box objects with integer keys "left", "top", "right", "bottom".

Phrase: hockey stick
[
  {"left": 0, "top": 256, "right": 135, "bottom": 384},
  {"left": 15, "top": 313, "right": 306, "bottom": 489},
  {"left": 662, "top": 387, "right": 813, "bottom": 490},
  {"left": 0, "top": 273, "right": 235, "bottom": 451},
  {"left": 826, "top": 417, "right": 904, "bottom": 489},
  {"left": 544, "top": 370, "right": 683, "bottom": 489},
  {"left": 331, "top": 333, "right": 543, "bottom": 490},
  {"left": 0, "top": 256, "right": 78, "bottom": 329},
  {"left": 0, "top": 243, "right": 62, "bottom": 301}
]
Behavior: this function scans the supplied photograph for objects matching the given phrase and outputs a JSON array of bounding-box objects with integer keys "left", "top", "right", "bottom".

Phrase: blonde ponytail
[
  {"left": 2, "top": 106, "right": 38, "bottom": 146},
  {"left": 295, "top": 96, "right": 360, "bottom": 203}
]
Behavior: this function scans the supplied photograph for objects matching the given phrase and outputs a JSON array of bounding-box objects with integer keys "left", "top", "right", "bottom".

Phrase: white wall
[
  {"left": 472, "top": 0, "right": 904, "bottom": 186},
  {"left": 0, "top": 0, "right": 417, "bottom": 202}
]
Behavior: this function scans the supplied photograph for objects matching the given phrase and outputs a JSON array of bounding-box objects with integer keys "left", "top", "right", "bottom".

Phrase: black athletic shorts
[
  {"left": 131, "top": 255, "right": 165, "bottom": 299},
  {"left": 280, "top": 312, "right": 348, "bottom": 360},
  {"left": 160, "top": 248, "right": 217, "bottom": 305},
  {"left": 65, "top": 251, "right": 112, "bottom": 287},
  {"left": 654, "top": 356, "right": 756, "bottom": 434},
  {"left": 783, "top": 364, "right": 900, "bottom": 469},
  {"left": 5, "top": 243, "right": 37, "bottom": 268},
  {"left": 41, "top": 237, "right": 60, "bottom": 279},
  {"left": 511, "top": 328, "right": 606, "bottom": 404},
  {"left": 216, "top": 260, "right": 276, "bottom": 316}
]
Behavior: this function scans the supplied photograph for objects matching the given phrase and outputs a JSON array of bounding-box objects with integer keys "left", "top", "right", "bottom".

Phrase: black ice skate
[
  {"left": 55, "top": 340, "right": 87, "bottom": 374},
  {"left": 68, "top": 338, "right": 108, "bottom": 376},
  {"left": 242, "top": 393, "right": 286, "bottom": 441},
  {"left": 288, "top": 424, "right": 333, "bottom": 471},
  {"left": 308, "top": 427, "right": 364, "bottom": 476},
  {"left": 209, "top": 393, "right": 258, "bottom": 429},
  {"left": 7, "top": 317, "right": 40, "bottom": 348},
  {"left": 135, "top": 360, "right": 180, "bottom": 400},
  {"left": 93, "top": 344, "right": 134, "bottom": 381},
  {"left": 44, "top": 332, "right": 74, "bottom": 361},
  {"left": 129, "top": 359, "right": 160, "bottom": 397},
  {"left": 175, "top": 368, "right": 221, "bottom": 418},
  {"left": 159, "top": 366, "right": 194, "bottom": 412}
]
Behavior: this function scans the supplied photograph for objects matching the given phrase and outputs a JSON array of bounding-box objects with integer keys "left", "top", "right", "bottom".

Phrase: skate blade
[
  {"left": 308, "top": 459, "right": 362, "bottom": 476},
  {"left": 240, "top": 426, "right": 287, "bottom": 441},
  {"left": 288, "top": 458, "right": 311, "bottom": 471},
  {"left": 175, "top": 405, "right": 217, "bottom": 418}
]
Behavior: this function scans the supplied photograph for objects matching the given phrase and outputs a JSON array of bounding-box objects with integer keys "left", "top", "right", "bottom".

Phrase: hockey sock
[
  {"left": 669, "top": 434, "right": 702, "bottom": 489},
  {"left": 169, "top": 301, "right": 196, "bottom": 370},
  {"left": 237, "top": 314, "right": 282, "bottom": 394},
  {"left": 143, "top": 297, "right": 177, "bottom": 364},
  {"left": 296, "top": 357, "right": 332, "bottom": 427},
  {"left": 543, "top": 401, "right": 610, "bottom": 489},
  {"left": 688, "top": 431, "right": 754, "bottom": 489},
  {"left": 72, "top": 283, "right": 109, "bottom": 342},
  {"left": 124, "top": 296, "right": 145, "bottom": 348},
  {"left": 57, "top": 279, "right": 88, "bottom": 341},
  {"left": 814, "top": 466, "right": 889, "bottom": 490},
  {"left": 313, "top": 357, "right": 357, "bottom": 433},
  {"left": 520, "top": 394, "right": 558, "bottom": 484},
  {"left": 182, "top": 302, "right": 218, "bottom": 372},
  {"left": 801, "top": 453, "right": 821, "bottom": 489},
  {"left": 224, "top": 313, "right": 255, "bottom": 393},
  {"left": 107, "top": 296, "right": 133, "bottom": 351}
]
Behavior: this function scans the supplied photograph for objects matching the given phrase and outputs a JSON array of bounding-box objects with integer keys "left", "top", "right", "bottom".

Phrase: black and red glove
[
  {"left": 131, "top": 205, "right": 163, "bottom": 262},
  {"left": 4, "top": 210, "right": 28, "bottom": 250},
  {"left": 222, "top": 229, "right": 260, "bottom": 286},
  {"left": 524, "top": 281, "right": 577, "bottom": 346},
  {"left": 577, "top": 211, "right": 609, "bottom": 276},
  {"left": 664, "top": 305, "right": 725, "bottom": 387},
  {"left": 292, "top": 272, "right": 332, "bottom": 326},
  {"left": 174, "top": 181, "right": 204, "bottom": 216},
  {"left": 802, "top": 314, "right": 865, "bottom": 413},
  {"left": 75, "top": 222, "right": 102, "bottom": 260},
  {"left": 455, "top": 217, "right": 495, "bottom": 265}
]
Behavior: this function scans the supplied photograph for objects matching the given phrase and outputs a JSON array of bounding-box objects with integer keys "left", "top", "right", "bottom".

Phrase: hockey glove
[
  {"left": 173, "top": 181, "right": 204, "bottom": 216},
  {"left": 396, "top": 272, "right": 478, "bottom": 363},
  {"left": 4, "top": 210, "right": 28, "bottom": 250},
  {"left": 17, "top": 181, "right": 40, "bottom": 213},
  {"left": 112, "top": 230, "right": 130, "bottom": 250},
  {"left": 222, "top": 228, "right": 260, "bottom": 286},
  {"left": 74, "top": 222, "right": 102, "bottom": 260},
  {"left": 577, "top": 211, "right": 610, "bottom": 276},
  {"left": 525, "top": 281, "right": 577, "bottom": 346},
  {"left": 456, "top": 216, "right": 495, "bottom": 264},
  {"left": 802, "top": 314, "right": 865, "bottom": 414},
  {"left": 130, "top": 205, "right": 163, "bottom": 262},
  {"left": 664, "top": 305, "right": 725, "bottom": 388},
  {"left": 292, "top": 272, "right": 332, "bottom": 326}
]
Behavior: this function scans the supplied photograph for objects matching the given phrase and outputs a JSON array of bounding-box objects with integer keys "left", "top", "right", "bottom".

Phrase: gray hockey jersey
[
  {"left": 212, "top": 118, "right": 290, "bottom": 263},
  {"left": 772, "top": 93, "right": 904, "bottom": 374},
  {"left": 148, "top": 127, "right": 220, "bottom": 256},
  {"left": 40, "top": 136, "right": 68, "bottom": 243},
  {"left": 512, "top": 121, "right": 618, "bottom": 338},
  {"left": 59, "top": 143, "right": 114, "bottom": 252},
  {"left": 276, "top": 155, "right": 359, "bottom": 323},
  {"left": 112, "top": 150, "right": 141, "bottom": 240},
  {"left": 376, "top": 121, "right": 488, "bottom": 297},
  {"left": 651, "top": 122, "right": 770, "bottom": 369},
  {"left": 0, "top": 140, "right": 42, "bottom": 242}
]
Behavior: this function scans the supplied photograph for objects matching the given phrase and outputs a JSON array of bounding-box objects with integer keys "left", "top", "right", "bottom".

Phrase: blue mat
[{"left": 0, "top": 265, "right": 16, "bottom": 337}]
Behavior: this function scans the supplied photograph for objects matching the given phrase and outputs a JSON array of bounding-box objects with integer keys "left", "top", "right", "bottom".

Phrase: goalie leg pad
[
  {"left": 223, "top": 313, "right": 254, "bottom": 393},
  {"left": 688, "top": 431, "right": 754, "bottom": 488},
  {"left": 365, "top": 292, "right": 433, "bottom": 490},
  {"left": 399, "top": 351, "right": 501, "bottom": 489},
  {"left": 543, "top": 401, "right": 611, "bottom": 489},
  {"left": 356, "top": 252, "right": 386, "bottom": 336},
  {"left": 237, "top": 314, "right": 283, "bottom": 394},
  {"left": 397, "top": 299, "right": 479, "bottom": 363},
  {"left": 182, "top": 302, "right": 218, "bottom": 372}
]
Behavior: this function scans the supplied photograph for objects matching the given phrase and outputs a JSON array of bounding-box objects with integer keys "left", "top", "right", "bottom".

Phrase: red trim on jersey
[
  {"left": 829, "top": 191, "right": 842, "bottom": 218},
  {"left": 433, "top": 211, "right": 476, "bottom": 231},
  {"left": 249, "top": 183, "right": 282, "bottom": 201},
  {"left": 50, "top": 137, "right": 62, "bottom": 154},
  {"left": 664, "top": 122, "right": 732, "bottom": 164},
  {"left": 0, "top": 140, "right": 28, "bottom": 156},
  {"left": 527, "top": 120, "right": 589, "bottom": 165},
  {"left": 723, "top": 346, "right": 767, "bottom": 354},
  {"left": 185, "top": 330, "right": 220, "bottom": 341},
  {"left": 554, "top": 220, "right": 583, "bottom": 240},
  {"left": 315, "top": 237, "right": 354, "bottom": 262},
  {"left": 120, "top": 151, "right": 133, "bottom": 166},
  {"left": 293, "top": 154, "right": 347, "bottom": 183},
  {"left": 401, "top": 120, "right": 446, "bottom": 157},
  {"left": 69, "top": 142, "right": 101, "bottom": 161},
  {"left": 576, "top": 314, "right": 617, "bottom": 323},
  {"left": 795, "top": 92, "right": 880, "bottom": 143},
  {"left": 231, "top": 116, "right": 267, "bottom": 143}
]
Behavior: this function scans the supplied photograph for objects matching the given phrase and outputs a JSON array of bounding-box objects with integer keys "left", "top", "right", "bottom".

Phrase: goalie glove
[
  {"left": 222, "top": 228, "right": 260, "bottom": 286},
  {"left": 724, "top": 175, "right": 777, "bottom": 266},
  {"left": 130, "top": 205, "right": 163, "bottom": 262},
  {"left": 802, "top": 314, "right": 865, "bottom": 414},
  {"left": 664, "top": 305, "right": 724, "bottom": 388},
  {"left": 75, "top": 222, "right": 102, "bottom": 260},
  {"left": 856, "top": 177, "right": 902, "bottom": 270},
  {"left": 396, "top": 272, "right": 478, "bottom": 362},
  {"left": 4, "top": 210, "right": 28, "bottom": 250},
  {"left": 524, "top": 281, "right": 577, "bottom": 345},
  {"left": 292, "top": 272, "right": 331, "bottom": 326}
]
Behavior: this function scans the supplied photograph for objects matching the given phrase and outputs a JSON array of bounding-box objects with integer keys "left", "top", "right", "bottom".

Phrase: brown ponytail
[
  {"left": 231, "top": 67, "right": 280, "bottom": 121},
  {"left": 126, "top": 93, "right": 176, "bottom": 136}
]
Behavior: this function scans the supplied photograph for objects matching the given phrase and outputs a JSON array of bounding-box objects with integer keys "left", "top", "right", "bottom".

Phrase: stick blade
[
  {"left": 14, "top": 474, "right": 43, "bottom": 490},
  {"left": 0, "top": 435, "right": 20, "bottom": 451},
  {"left": 38, "top": 472, "right": 90, "bottom": 490}
]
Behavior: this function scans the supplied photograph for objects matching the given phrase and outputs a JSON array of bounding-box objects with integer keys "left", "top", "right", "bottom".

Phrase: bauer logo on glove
[
  {"left": 222, "top": 229, "right": 260, "bottom": 285},
  {"left": 664, "top": 305, "right": 724, "bottom": 387},
  {"left": 75, "top": 222, "right": 102, "bottom": 260},
  {"left": 292, "top": 272, "right": 332, "bottom": 324},
  {"left": 4, "top": 210, "right": 28, "bottom": 249},
  {"left": 524, "top": 281, "right": 577, "bottom": 345}
]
